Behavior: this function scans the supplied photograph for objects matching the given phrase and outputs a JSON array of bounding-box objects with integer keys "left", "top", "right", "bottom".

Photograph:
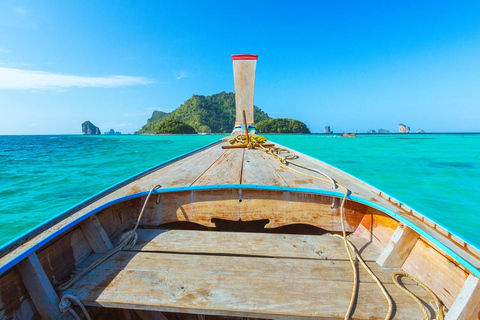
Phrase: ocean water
[{"left": 0, "top": 134, "right": 479, "bottom": 248}]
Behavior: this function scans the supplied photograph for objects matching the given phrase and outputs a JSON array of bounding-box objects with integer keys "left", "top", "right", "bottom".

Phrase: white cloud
[
  {"left": 0, "top": 67, "right": 155, "bottom": 90},
  {"left": 175, "top": 71, "right": 188, "bottom": 80}
]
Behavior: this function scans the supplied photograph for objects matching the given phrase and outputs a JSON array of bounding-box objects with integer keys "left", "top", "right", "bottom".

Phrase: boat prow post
[{"left": 231, "top": 54, "right": 258, "bottom": 135}]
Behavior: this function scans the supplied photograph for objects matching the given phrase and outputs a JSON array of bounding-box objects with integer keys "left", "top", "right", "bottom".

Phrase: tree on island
[
  {"left": 256, "top": 118, "right": 310, "bottom": 133},
  {"left": 155, "top": 119, "right": 197, "bottom": 134}
]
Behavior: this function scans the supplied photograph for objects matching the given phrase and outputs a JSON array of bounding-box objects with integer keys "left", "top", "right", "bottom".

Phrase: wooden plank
[
  {"left": 233, "top": 58, "right": 256, "bottom": 125},
  {"left": 80, "top": 215, "right": 114, "bottom": 253},
  {"left": 128, "top": 229, "right": 382, "bottom": 262},
  {"left": 0, "top": 268, "right": 40, "bottom": 320},
  {"left": 445, "top": 274, "right": 480, "bottom": 320},
  {"left": 65, "top": 252, "right": 434, "bottom": 320},
  {"left": 137, "top": 189, "right": 365, "bottom": 231},
  {"left": 127, "top": 144, "right": 227, "bottom": 191},
  {"left": 241, "top": 149, "right": 288, "bottom": 186},
  {"left": 402, "top": 238, "right": 469, "bottom": 308},
  {"left": 37, "top": 227, "right": 92, "bottom": 285},
  {"left": 354, "top": 208, "right": 399, "bottom": 250},
  {"left": 376, "top": 223, "right": 419, "bottom": 268},
  {"left": 97, "top": 199, "right": 142, "bottom": 239},
  {"left": 262, "top": 151, "right": 334, "bottom": 189},
  {"left": 192, "top": 148, "right": 244, "bottom": 186},
  {"left": 17, "top": 253, "right": 61, "bottom": 320},
  {"left": 78, "top": 251, "right": 406, "bottom": 285}
]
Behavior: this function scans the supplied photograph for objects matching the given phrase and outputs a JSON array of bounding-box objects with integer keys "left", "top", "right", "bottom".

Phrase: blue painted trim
[
  {"left": 272, "top": 141, "right": 480, "bottom": 253},
  {"left": 0, "top": 139, "right": 221, "bottom": 268},
  {"left": 1, "top": 184, "right": 478, "bottom": 278}
]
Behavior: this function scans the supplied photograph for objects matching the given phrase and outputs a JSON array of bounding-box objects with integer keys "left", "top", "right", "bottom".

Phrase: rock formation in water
[
  {"left": 368, "top": 129, "right": 376, "bottom": 134},
  {"left": 82, "top": 121, "right": 101, "bottom": 135},
  {"left": 377, "top": 129, "right": 390, "bottom": 133},
  {"left": 324, "top": 126, "right": 333, "bottom": 133},
  {"left": 417, "top": 128, "right": 425, "bottom": 133},
  {"left": 399, "top": 123, "right": 410, "bottom": 133},
  {"left": 104, "top": 129, "right": 121, "bottom": 135}
]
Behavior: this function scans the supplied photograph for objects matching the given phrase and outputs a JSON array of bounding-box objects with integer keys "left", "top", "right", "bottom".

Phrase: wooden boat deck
[{"left": 65, "top": 229, "right": 436, "bottom": 319}]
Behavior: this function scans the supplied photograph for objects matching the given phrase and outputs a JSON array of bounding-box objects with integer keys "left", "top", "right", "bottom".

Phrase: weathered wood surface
[
  {"left": 445, "top": 274, "right": 480, "bottom": 320},
  {"left": 128, "top": 229, "right": 382, "bottom": 262},
  {"left": 0, "top": 268, "right": 40, "bottom": 319},
  {"left": 233, "top": 57, "right": 256, "bottom": 125},
  {"left": 376, "top": 223, "right": 419, "bottom": 268},
  {"left": 192, "top": 148, "right": 243, "bottom": 186},
  {"left": 65, "top": 230, "right": 436, "bottom": 320},
  {"left": 137, "top": 189, "right": 365, "bottom": 231},
  {"left": 402, "top": 238, "right": 469, "bottom": 308},
  {"left": 37, "top": 227, "right": 92, "bottom": 285},
  {"left": 241, "top": 150, "right": 287, "bottom": 186},
  {"left": 354, "top": 208, "right": 399, "bottom": 250},
  {"left": 17, "top": 253, "right": 61, "bottom": 320},
  {"left": 81, "top": 215, "right": 114, "bottom": 253}
]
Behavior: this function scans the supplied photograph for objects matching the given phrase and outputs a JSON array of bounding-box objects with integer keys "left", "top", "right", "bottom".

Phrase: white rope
[
  {"left": 59, "top": 294, "right": 92, "bottom": 320},
  {"left": 58, "top": 184, "right": 161, "bottom": 292}
]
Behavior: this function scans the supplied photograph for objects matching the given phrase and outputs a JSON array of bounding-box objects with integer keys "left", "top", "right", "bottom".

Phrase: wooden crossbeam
[
  {"left": 446, "top": 274, "right": 480, "bottom": 320},
  {"left": 376, "top": 223, "right": 419, "bottom": 268},
  {"left": 80, "top": 215, "right": 114, "bottom": 253},
  {"left": 17, "top": 253, "right": 62, "bottom": 320}
]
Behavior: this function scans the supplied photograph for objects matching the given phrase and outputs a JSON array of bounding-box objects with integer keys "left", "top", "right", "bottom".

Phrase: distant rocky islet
[{"left": 81, "top": 121, "right": 101, "bottom": 135}]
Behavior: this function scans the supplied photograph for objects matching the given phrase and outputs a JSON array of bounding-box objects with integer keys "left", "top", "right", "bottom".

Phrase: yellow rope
[{"left": 228, "top": 134, "right": 267, "bottom": 149}]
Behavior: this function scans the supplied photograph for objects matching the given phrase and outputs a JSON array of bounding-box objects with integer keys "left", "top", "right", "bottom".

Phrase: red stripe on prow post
[{"left": 232, "top": 54, "right": 258, "bottom": 60}]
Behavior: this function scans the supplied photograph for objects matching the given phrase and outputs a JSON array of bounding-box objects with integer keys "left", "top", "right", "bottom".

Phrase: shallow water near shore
[{"left": 0, "top": 133, "right": 479, "bottom": 248}]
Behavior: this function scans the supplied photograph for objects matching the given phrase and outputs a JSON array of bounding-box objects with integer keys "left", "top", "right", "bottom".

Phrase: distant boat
[{"left": 341, "top": 130, "right": 357, "bottom": 137}]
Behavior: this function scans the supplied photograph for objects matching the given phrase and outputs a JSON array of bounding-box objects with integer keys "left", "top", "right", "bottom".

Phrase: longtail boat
[
  {"left": 341, "top": 131, "right": 357, "bottom": 137},
  {"left": 1, "top": 55, "right": 479, "bottom": 320}
]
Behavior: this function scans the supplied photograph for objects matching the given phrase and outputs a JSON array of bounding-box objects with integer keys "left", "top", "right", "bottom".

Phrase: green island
[
  {"left": 137, "top": 92, "right": 309, "bottom": 134},
  {"left": 256, "top": 118, "right": 310, "bottom": 133},
  {"left": 155, "top": 118, "right": 196, "bottom": 134}
]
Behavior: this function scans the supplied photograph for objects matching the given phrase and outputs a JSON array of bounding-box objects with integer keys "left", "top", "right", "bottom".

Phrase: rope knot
[
  {"left": 59, "top": 294, "right": 92, "bottom": 320},
  {"left": 59, "top": 296, "right": 72, "bottom": 313},
  {"left": 119, "top": 230, "right": 138, "bottom": 250}
]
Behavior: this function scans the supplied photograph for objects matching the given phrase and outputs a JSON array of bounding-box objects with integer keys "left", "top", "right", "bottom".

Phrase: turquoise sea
[{"left": 0, "top": 134, "right": 479, "bottom": 249}]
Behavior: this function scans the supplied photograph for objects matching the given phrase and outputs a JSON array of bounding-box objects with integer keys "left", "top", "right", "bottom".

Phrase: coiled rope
[
  {"left": 392, "top": 272, "right": 445, "bottom": 320},
  {"left": 58, "top": 185, "right": 162, "bottom": 318}
]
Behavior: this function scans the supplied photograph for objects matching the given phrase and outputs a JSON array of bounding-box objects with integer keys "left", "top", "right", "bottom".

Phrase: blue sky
[{"left": 1, "top": 1, "right": 480, "bottom": 134}]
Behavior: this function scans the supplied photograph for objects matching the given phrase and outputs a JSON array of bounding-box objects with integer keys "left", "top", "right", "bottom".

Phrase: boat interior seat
[{"left": 64, "top": 228, "right": 438, "bottom": 320}]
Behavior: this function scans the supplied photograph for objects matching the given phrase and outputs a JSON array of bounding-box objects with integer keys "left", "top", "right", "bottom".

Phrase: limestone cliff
[
  {"left": 82, "top": 121, "right": 101, "bottom": 135},
  {"left": 399, "top": 123, "right": 410, "bottom": 133}
]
